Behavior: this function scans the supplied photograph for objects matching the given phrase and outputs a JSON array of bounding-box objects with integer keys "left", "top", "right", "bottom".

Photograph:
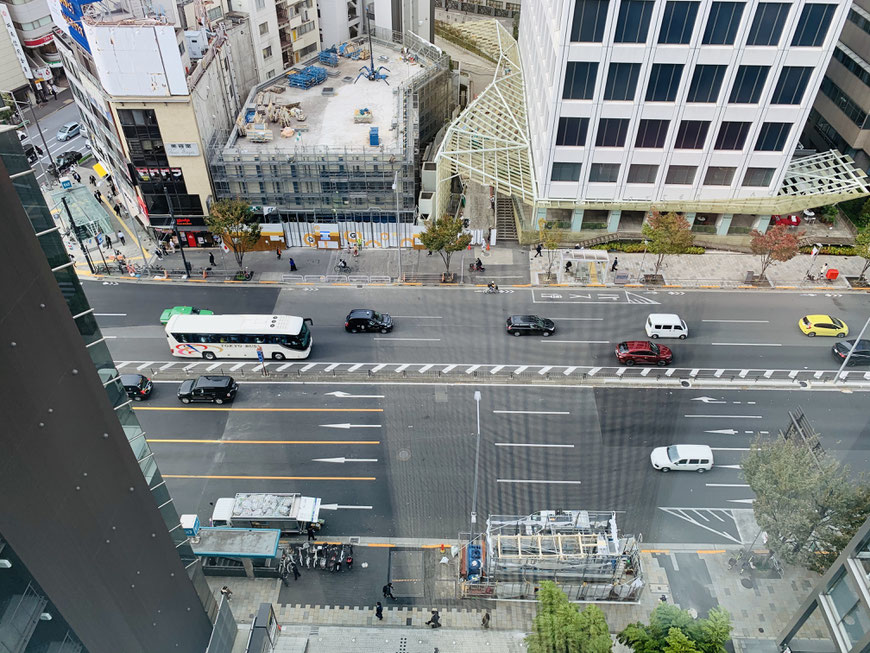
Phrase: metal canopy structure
[{"left": 433, "top": 23, "right": 870, "bottom": 218}]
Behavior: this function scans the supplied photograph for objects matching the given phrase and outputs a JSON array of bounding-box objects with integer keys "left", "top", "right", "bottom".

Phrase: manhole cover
[
  {"left": 740, "top": 578, "right": 754, "bottom": 589},
  {"left": 398, "top": 449, "right": 411, "bottom": 461}
]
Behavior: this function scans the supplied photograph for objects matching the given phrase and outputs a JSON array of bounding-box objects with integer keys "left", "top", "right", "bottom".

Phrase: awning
[{"left": 92, "top": 162, "right": 107, "bottom": 177}]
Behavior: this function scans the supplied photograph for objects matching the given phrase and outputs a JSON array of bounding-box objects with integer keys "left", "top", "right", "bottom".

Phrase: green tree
[
  {"left": 526, "top": 582, "right": 612, "bottom": 653},
  {"left": 664, "top": 628, "right": 701, "bottom": 653},
  {"left": 618, "top": 603, "right": 732, "bottom": 653},
  {"left": 419, "top": 215, "right": 472, "bottom": 276},
  {"left": 855, "top": 229, "right": 870, "bottom": 281},
  {"left": 749, "top": 224, "right": 804, "bottom": 279},
  {"left": 742, "top": 434, "right": 870, "bottom": 572},
  {"left": 641, "top": 211, "right": 695, "bottom": 277},
  {"left": 205, "top": 199, "right": 262, "bottom": 271},
  {"left": 538, "top": 219, "right": 561, "bottom": 282}
]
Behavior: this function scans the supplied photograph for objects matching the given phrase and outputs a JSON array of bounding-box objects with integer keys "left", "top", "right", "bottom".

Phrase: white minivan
[
  {"left": 650, "top": 445, "right": 714, "bottom": 472},
  {"left": 645, "top": 313, "right": 688, "bottom": 339}
]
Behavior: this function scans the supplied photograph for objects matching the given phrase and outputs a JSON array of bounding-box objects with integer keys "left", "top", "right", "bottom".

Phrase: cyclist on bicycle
[
  {"left": 338, "top": 258, "right": 349, "bottom": 270},
  {"left": 487, "top": 280, "right": 498, "bottom": 292}
]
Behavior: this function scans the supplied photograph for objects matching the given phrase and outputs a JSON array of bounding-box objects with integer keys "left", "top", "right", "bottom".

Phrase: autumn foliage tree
[
  {"left": 419, "top": 215, "right": 472, "bottom": 276},
  {"left": 749, "top": 224, "right": 804, "bottom": 279},
  {"left": 205, "top": 199, "right": 262, "bottom": 271},
  {"left": 641, "top": 211, "right": 695, "bottom": 277},
  {"left": 855, "top": 229, "right": 870, "bottom": 281}
]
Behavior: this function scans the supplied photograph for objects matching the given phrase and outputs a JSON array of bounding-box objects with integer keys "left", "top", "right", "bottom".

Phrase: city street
[
  {"left": 18, "top": 96, "right": 87, "bottom": 184},
  {"left": 80, "top": 282, "right": 870, "bottom": 546}
]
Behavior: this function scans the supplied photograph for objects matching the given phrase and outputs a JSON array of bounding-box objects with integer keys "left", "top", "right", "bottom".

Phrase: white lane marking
[
  {"left": 739, "top": 370, "right": 749, "bottom": 378},
  {"left": 321, "top": 423, "right": 382, "bottom": 429},
  {"left": 313, "top": 457, "right": 378, "bottom": 463},
  {"left": 324, "top": 363, "right": 340, "bottom": 372},
  {"left": 442, "top": 364, "right": 456, "bottom": 373},
  {"left": 514, "top": 366, "right": 528, "bottom": 374},
  {"left": 714, "top": 369, "right": 724, "bottom": 377},
  {"left": 706, "top": 483, "right": 751, "bottom": 487},
  {"left": 764, "top": 370, "right": 774, "bottom": 378},
  {"left": 494, "top": 443, "right": 575, "bottom": 448},
  {"left": 538, "top": 366, "right": 553, "bottom": 375},
  {"left": 491, "top": 365, "right": 504, "bottom": 374},
  {"left": 711, "top": 342, "right": 782, "bottom": 347},
  {"left": 467, "top": 365, "right": 480, "bottom": 374},
  {"left": 728, "top": 499, "right": 755, "bottom": 504},
  {"left": 103, "top": 335, "right": 117, "bottom": 339},
  {"left": 711, "top": 447, "right": 751, "bottom": 451},
  {"left": 706, "top": 429, "right": 739, "bottom": 435},
  {"left": 691, "top": 510, "right": 710, "bottom": 522},
  {"left": 373, "top": 337, "right": 441, "bottom": 341},
  {"left": 206, "top": 362, "right": 222, "bottom": 371},
  {"left": 708, "top": 511, "right": 726, "bottom": 522},
  {"left": 497, "top": 479, "right": 582, "bottom": 485},
  {"left": 276, "top": 363, "right": 293, "bottom": 371},
  {"left": 540, "top": 339, "right": 610, "bottom": 344},
  {"left": 136, "top": 362, "right": 153, "bottom": 370},
  {"left": 684, "top": 415, "right": 763, "bottom": 419},
  {"left": 394, "top": 364, "right": 409, "bottom": 373},
  {"left": 391, "top": 315, "right": 443, "bottom": 318},
  {"left": 563, "top": 366, "right": 577, "bottom": 375},
  {"left": 554, "top": 317, "right": 604, "bottom": 321},
  {"left": 640, "top": 368, "right": 651, "bottom": 376},
  {"left": 658, "top": 507, "right": 740, "bottom": 544},
  {"left": 94, "top": 313, "right": 127, "bottom": 316},
  {"left": 702, "top": 319, "right": 770, "bottom": 323},
  {"left": 587, "top": 367, "right": 601, "bottom": 376},
  {"left": 319, "top": 504, "right": 373, "bottom": 510},
  {"left": 493, "top": 410, "right": 570, "bottom": 415},
  {"left": 371, "top": 364, "right": 386, "bottom": 373},
  {"left": 716, "top": 464, "right": 743, "bottom": 469},
  {"left": 300, "top": 363, "right": 317, "bottom": 371},
  {"left": 230, "top": 363, "right": 247, "bottom": 371},
  {"left": 159, "top": 363, "right": 175, "bottom": 371},
  {"left": 347, "top": 364, "right": 363, "bottom": 372},
  {"left": 418, "top": 364, "right": 433, "bottom": 373},
  {"left": 325, "top": 391, "right": 383, "bottom": 398},
  {"left": 665, "top": 368, "right": 676, "bottom": 376},
  {"left": 115, "top": 361, "right": 131, "bottom": 368}
]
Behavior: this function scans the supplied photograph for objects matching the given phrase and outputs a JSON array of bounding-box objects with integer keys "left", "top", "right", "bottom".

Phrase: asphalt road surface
[{"left": 19, "top": 100, "right": 88, "bottom": 184}]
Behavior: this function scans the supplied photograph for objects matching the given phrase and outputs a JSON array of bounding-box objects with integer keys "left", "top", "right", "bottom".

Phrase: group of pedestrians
[{"left": 276, "top": 248, "right": 298, "bottom": 271}]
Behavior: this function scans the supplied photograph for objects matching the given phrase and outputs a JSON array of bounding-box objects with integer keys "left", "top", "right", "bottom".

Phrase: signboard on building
[
  {"left": 166, "top": 142, "right": 200, "bottom": 157},
  {"left": 134, "top": 167, "right": 183, "bottom": 182},
  {"left": 23, "top": 33, "right": 55, "bottom": 47},
  {"left": 0, "top": 5, "right": 33, "bottom": 79},
  {"left": 53, "top": 0, "right": 100, "bottom": 54}
]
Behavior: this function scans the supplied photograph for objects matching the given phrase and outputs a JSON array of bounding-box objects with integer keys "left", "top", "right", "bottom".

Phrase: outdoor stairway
[{"left": 495, "top": 196, "right": 517, "bottom": 241}]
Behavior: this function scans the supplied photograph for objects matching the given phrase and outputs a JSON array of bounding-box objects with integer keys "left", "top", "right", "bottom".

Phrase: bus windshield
[{"left": 165, "top": 314, "right": 313, "bottom": 361}]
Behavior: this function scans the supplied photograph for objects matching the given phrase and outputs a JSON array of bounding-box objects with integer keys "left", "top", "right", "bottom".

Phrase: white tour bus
[{"left": 165, "top": 314, "right": 313, "bottom": 360}]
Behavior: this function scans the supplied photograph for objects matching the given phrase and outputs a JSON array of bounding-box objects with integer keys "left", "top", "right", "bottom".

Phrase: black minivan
[
  {"left": 505, "top": 315, "right": 556, "bottom": 337},
  {"left": 345, "top": 309, "right": 393, "bottom": 333},
  {"left": 178, "top": 376, "right": 238, "bottom": 404}
]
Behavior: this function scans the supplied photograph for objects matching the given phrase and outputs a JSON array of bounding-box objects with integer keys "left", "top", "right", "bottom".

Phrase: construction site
[
  {"left": 460, "top": 510, "right": 645, "bottom": 602},
  {"left": 208, "top": 28, "right": 451, "bottom": 228}
]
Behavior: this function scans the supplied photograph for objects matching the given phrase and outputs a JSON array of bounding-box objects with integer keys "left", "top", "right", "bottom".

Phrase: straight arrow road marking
[
  {"left": 495, "top": 443, "right": 575, "bottom": 448},
  {"left": 319, "top": 504, "right": 374, "bottom": 510},
  {"left": 691, "top": 396, "right": 726, "bottom": 404},
  {"left": 715, "top": 465, "right": 743, "bottom": 469},
  {"left": 711, "top": 447, "right": 751, "bottom": 451},
  {"left": 685, "top": 415, "right": 762, "bottom": 419},
  {"left": 706, "top": 483, "right": 750, "bottom": 487},
  {"left": 497, "top": 479, "right": 582, "bottom": 485},
  {"left": 705, "top": 429, "right": 739, "bottom": 435},
  {"left": 728, "top": 499, "right": 755, "bottom": 504},
  {"left": 313, "top": 457, "right": 379, "bottom": 463},
  {"left": 321, "top": 423, "right": 382, "bottom": 429},
  {"left": 493, "top": 410, "right": 570, "bottom": 415},
  {"left": 326, "top": 391, "right": 385, "bottom": 399}
]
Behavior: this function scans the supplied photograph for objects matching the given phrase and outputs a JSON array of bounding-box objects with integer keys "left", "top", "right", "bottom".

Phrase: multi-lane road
[
  {"left": 83, "top": 281, "right": 870, "bottom": 545},
  {"left": 19, "top": 99, "right": 87, "bottom": 184}
]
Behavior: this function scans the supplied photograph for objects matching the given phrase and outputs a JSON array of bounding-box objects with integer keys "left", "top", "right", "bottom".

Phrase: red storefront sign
[{"left": 24, "top": 33, "right": 54, "bottom": 47}]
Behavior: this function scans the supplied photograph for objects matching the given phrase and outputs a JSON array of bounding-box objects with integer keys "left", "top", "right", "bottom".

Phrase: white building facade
[{"left": 520, "top": 0, "right": 854, "bottom": 232}]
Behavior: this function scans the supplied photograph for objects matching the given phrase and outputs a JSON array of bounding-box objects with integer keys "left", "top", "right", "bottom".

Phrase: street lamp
[
  {"left": 392, "top": 171, "right": 402, "bottom": 281},
  {"left": 469, "top": 390, "right": 482, "bottom": 549},
  {"left": 836, "top": 315, "right": 870, "bottom": 381}
]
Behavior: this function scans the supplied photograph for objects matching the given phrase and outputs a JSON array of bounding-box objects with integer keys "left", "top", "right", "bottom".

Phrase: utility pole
[
  {"left": 393, "top": 171, "right": 402, "bottom": 281},
  {"left": 3, "top": 91, "right": 57, "bottom": 183},
  {"left": 469, "top": 391, "right": 482, "bottom": 549}
]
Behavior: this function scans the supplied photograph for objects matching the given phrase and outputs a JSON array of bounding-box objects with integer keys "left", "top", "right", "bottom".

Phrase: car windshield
[
  {"left": 667, "top": 445, "right": 680, "bottom": 462},
  {"left": 832, "top": 317, "right": 844, "bottom": 328},
  {"left": 650, "top": 343, "right": 660, "bottom": 354},
  {"left": 371, "top": 312, "right": 383, "bottom": 321}
]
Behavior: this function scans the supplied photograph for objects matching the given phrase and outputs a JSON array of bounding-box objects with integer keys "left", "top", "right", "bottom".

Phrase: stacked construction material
[
  {"left": 354, "top": 108, "right": 373, "bottom": 123},
  {"left": 319, "top": 47, "right": 339, "bottom": 67},
  {"left": 287, "top": 66, "right": 328, "bottom": 89}
]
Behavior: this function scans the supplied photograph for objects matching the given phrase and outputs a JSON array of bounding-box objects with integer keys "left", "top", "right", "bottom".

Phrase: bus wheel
[
  {"left": 273, "top": 352, "right": 286, "bottom": 361},
  {"left": 203, "top": 351, "right": 216, "bottom": 360}
]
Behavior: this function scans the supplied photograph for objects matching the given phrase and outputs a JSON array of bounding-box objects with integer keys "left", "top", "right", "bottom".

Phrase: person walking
[
  {"left": 425, "top": 610, "right": 441, "bottom": 628},
  {"left": 50, "top": 84, "right": 58, "bottom": 101},
  {"left": 276, "top": 247, "right": 282, "bottom": 260},
  {"left": 289, "top": 257, "right": 297, "bottom": 272},
  {"left": 94, "top": 190, "right": 102, "bottom": 203},
  {"left": 114, "top": 204, "right": 122, "bottom": 217},
  {"left": 220, "top": 586, "right": 232, "bottom": 600},
  {"left": 291, "top": 562, "right": 300, "bottom": 581},
  {"left": 209, "top": 252, "right": 216, "bottom": 267},
  {"left": 534, "top": 243, "right": 543, "bottom": 258},
  {"left": 307, "top": 524, "right": 316, "bottom": 541},
  {"left": 610, "top": 257, "right": 618, "bottom": 272},
  {"left": 481, "top": 612, "right": 491, "bottom": 629},
  {"left": 564, "top": 260, "right": 573, "bottom": 273},
  {"left": 820, "top": 262, "right": 829, "bottom": 278},
  {"left": 104, "top": 234, "right": 112, "bottom": 250},
  {"left": 89, "top": 174, "right": 96, "bottom": 186},
  {"left": 375, "top": 602, "right": 383, "bottom": 621},
  {"left": 71, "top": 171, "right": 81, "bottom": 183},
  {"left": 383, "top": 583, "right": 395, "bottom": 600},
  {"left": 117, "top": 230, "right": 126, "bottom": 247},
  {"left": 168, "top": 238, "right": 176, "bottom": 254}
]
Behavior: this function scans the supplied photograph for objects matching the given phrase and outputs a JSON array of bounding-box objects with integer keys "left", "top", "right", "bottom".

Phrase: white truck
[{"left": 210, "top": 492, "right": 322, "bottom": 534}]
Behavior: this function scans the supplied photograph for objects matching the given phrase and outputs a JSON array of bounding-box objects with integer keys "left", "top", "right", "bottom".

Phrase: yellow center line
[
  {"left": 148, "top": 439, "right": 380, "bottom": 445},
  {"left": 164, "top": 474, "right": 376, "bottom": 480},
  {"left": 134, "top": 407, "right": 383, "bottom": 412}
]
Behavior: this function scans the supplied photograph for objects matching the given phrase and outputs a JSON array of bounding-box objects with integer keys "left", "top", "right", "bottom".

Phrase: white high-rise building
[{"left": 517, "top": 0, "right": 857, "bottom": 233}]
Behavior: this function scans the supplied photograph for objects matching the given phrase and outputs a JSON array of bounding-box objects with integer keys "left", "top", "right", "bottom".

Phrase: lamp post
[
  {"left": 836, "top": 315, "right": 870, "bottom": 381},
  {"left": 469, "top": 390, "right": 482, "bottom": 549},
  {"left": 3, "top": 90, "right": 57, "bottom": 184},
  {"left": 637, "top": 239, "right": 649, "bottom": 283},
  {"left": 393, "top": 171, "right": 402, "bottom": 281}
]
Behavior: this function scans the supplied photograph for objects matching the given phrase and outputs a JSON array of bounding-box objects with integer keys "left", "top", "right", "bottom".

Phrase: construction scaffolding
[{"left": 461, "top": 510, "right": 644, "bottom": 602}]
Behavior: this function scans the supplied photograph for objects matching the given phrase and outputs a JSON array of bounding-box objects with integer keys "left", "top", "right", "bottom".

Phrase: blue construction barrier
[
  {"left": 287, "top": 66, "right": 328, "bottom": 89},
  {"left": 319, "top": 48, "right": 339, "bottom": 67}
]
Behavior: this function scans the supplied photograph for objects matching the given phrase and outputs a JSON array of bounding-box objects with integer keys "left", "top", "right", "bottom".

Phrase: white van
[
  {"left": 645, "top": 313, "right": 688, "bottom": 339},
  {"left": 650, "top": 445, "right": 714, "bottom": 472}
]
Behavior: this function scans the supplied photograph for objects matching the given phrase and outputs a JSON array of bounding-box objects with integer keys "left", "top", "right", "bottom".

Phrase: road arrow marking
[
  {"left": 321, "top": 423, "right": 382, "bottom": 429},
  {"left": 313, "top": 457, "right": 378, "bottom": 463},
  {"left": 326, "top": 391, "right": 385, "bottom": 399},
  {"left": 705, "top": 429, "right": 739, "bottom": 435},
  {"left": 691, "top": 396, "right": 726, "bottom": 404},
  {"left": 319, "top": 504, "right": 374, "bottom": 510},
  {"left": 715, "top": 465, "right": 743, "bottom": 469},
  {"left": 728, "top": 499, "right": 755, "bottom": 504},
  {"left": 685, "top": 415, "right": 762, "bottom": 419}
]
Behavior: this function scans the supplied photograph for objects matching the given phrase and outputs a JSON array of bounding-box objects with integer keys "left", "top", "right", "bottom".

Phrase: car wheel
[
  {"left": 660, "top": 467, "right": 670, "bottom": 473},
  {"left": 651, "top": 334, "right": 659, "bottom": 339},
  {"left": 350, "top": 328, "right": 358, "bottom": 333},
  {"left": 203, "top": 351, "right": 217, "bottom": 360},
  {"left": 513, "top": 331, "right": 522, "bottom": 337},
  {"left": 696, "top": 468, "right": 706, "bottom": 473},
  {"left": 134, "top": 396, "right": 142, "bottom": 401},
  {"left": 679, "top": 334, "right": 686, "bottom": 340},
  {"left": 542, "top": 331, "right": 552, "bottom": 337},
  {"left": 807, "top": 332, "right": 816, "bottom": 337},
  {"left": 273, "top": 352, "right": 286, "bottom": 361},
  {"left": 215, "top": 398, "right": 224, "bottom": 405},
  {"left": 837, "top": 332, "right": 846, "bottom": 338},
  {"left": 381, "top": 328, "right": 389, "bottom": 334},
  {"left": 656, "top": 360, "right": 667, "bottom": 366},
  {"left": 625, "top": 359, "right": 636, "bottom": 366},
  {"left": 181, "top": 398, "right": 190, "bottom": 404}
]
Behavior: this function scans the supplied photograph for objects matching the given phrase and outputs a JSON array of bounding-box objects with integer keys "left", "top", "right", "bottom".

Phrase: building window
[
  {"left": 674, "top": 120, "right": 710, "bottom": 148},
  {"left": 604, "top": 63, "right": 641, "bottom": 101},
  {"left": 556, "top": 117, "right": 590, "bottom": 146},
  {"left": 833, "top": 48, "right": 870, "bottom": 91},
  {"left": 754, "top": 122, "right": 791, "bottom": 150},
  {"left": 703, "top": 166, "right": 736, "bottom": 185},
  {"left": 729, "top": 65, "right": 769, "bottom": 103},
  {"left": 571, "top": 0, "right": 610, "bottom": 42},
  {"left": 820, "top": 77, "right": 869, "bottom": 128},
  {"left": 746, "top": 3, "right": 789, "bottom": 45},
  {"left": 263, "top": 46, "right": 273, "bottom": 59},
  {"left": 826, "top": 572, "right": 870, "bottom": 649},
  {"left": 771, "top": 67, "right": 813, "bottom": 104},
  {"left": 702, "top": 2, "right": 745, "bottom": 44},
  {"left": 635, "top": 119, "right": 669, "bottom": 147},
  {"left": 742, "top": 167, "right": 776, "bottom": 186},
  {"left": 595, "top": 118, "right": 631, "bottom": 146},
  {"left": 658, "top": 1, "right": 700, "bottom": 43},
  {"left": 256, "top": 0, "right": 265, "bottom": 9},
  {"left": 259, "top": 21, "right": 269, "bottom": 34},
  {"left": 551, "top": 162, "right": 582, "bottom": 181},
  {"left": 645, "top": 64, "right": 684, "bottom": 101},
  {"left": 589, "top": 163, "right": 621, "bottom": 182},
  {"left": 791, "top": 4, "right": 836, "bottom": 46},
  {"left": 714, "top": 122, "right": 751, "bottom": 150},
  {"left": 627, "top": 164, "right": 658, "bottom": 183},
  {"left": 665, "top": 165, "right": 697, "bottom": 184},
  {"left": 614, "top": 0, "right": 655, "bottom": 42},
  {"left": 848, "top": 8, "right": 870, "bottom": 36},
  {"left": 563, "top": 62, "right": 599, "bottom": 99},
  {"left": 267, "top": 69, "right": 276, "bottom": 78},
  {"left": 687, "top": 65, "right": 727, "bottom": 102}
]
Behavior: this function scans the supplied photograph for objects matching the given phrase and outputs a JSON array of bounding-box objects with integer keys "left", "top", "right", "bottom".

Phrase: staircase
[{"left": 495, "top": 196, "right": 517, "bottom": 241}]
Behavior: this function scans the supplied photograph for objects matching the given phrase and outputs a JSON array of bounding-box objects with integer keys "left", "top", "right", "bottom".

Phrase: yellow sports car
[{"left": 798, "top": 314, "right": 849, "bottom": 337}]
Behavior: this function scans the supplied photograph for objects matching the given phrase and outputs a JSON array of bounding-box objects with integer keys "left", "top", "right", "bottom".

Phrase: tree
[
  {"left": 526, "top": 582, "right": 612, "bottom": 653},
  {"left": 618, "top": 604, "right": 732, "bottom": 653},
  {"left": 641, "top": 211, "right": 694, "bottom": 277},
  {"left": 418, "top": 215, "right": 472, "bottom": 276},
  {"left": 749, "top": 224, "right": 804, "bottom": 279},
  {"left": 538, "top": 219, "right": 561, "bottom": 282},
  {"left": 742, "top": 434, "right": 870, "bottom": 572},
  {"left": 855, "top": 229, "right": 870, "bottom": 281},
  {"left": 205, "top": 199, "right": 261, "bottom": 271}
]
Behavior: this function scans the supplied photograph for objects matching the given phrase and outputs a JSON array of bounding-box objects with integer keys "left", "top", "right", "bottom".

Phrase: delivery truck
[{"left": 210, "top": 492, "right": 322, "bottom": 534}]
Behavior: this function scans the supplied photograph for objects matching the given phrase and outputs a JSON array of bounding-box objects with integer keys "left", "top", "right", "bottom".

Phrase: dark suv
[
  {"left": 505, "top": 315, "right": 556, "bottom": 337},
  {"left": 615, "top": 341, "right": 673, "bottom": 366},
  {"left": 178, "top": 376, "right": 238, "bottom": 404},
  {"left": 345, "top": 309, "right": 393, "bottom": 333},
  {"left": 120, "top": 373, "right": 153, "bottom": 400}
]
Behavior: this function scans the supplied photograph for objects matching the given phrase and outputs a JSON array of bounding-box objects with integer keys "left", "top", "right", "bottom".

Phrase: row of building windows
[
  {"left": 556, "top": 116, "right": 791, "bottom": 150},
  {"left": 832, "top": 47, "right": 870, "bottom": 92},
  {"left": 847, "top": 7, "right": 870, "bottom": 35},
  {"left": 551, "top": 161, "right": 776, "bottom": 186},
  {"left": 565, "top": 61, "right": 812, "bottom": 104},
  {"left": 571, "top": 0, "right": 836, "bottom": 47},
  {"left": 819, "top": 76, "right": 870, "bottom": 128}
]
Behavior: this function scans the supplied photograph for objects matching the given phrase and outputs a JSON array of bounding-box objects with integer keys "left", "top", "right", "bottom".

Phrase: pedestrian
[
  {"left": 375, "top": 602, "right": 383, "bottom": 621},
  {"left": 276, "top": 247, "right": 282, "bottom": 260},
  {"left": 94, "top": 190, "right": 102, "bottom": 203},
  {"left": 383, "top": 583, "right": 395, "bottom": 600},
  {"left": 425, "top": 610, "right": 441, "bottom": 628},
  {"left": 534, "top": 243, "right": 543, "bottom": 258},
  {"left": 289, "top": 257, "right": 297, "bottom": 272},
  {"left": 105, "top": 234, "right": 112, "bottom": 250},
  {"left": 820, "top": 263, "right": 829, "bottom": 278},
  {"left": 564, "top": 260, "right": 572, "bottom": 273},
  {"left": 109, "top": 183, "right": 117, "bottom": 196},
  {"left": 220, "top": 586, "right": 233, "bottom": 600},
  {"left": 481, "top": 612, "right": 491, "bottom": 629},
  {"left": 71, "top": 171, "right": 81, "bottom": 183},
  {"left": 114, "top": 204, "right": 122, "bottom": 217},
  {"left": 50, "top": 84, "right": 57, "bottom": 100},
  {"left": 307, "top": 524, "right": 316, "bottom": 541},
  {"left": 168, "top": 238, "right": 176, "bottom": 254},
  {"left": 154, "top": 247, "right": 164, "bottom": 260},
  {"left": 280, "top": 570, "right": 290, "bottom": 587},
  {"left": 209, "top": 252, "right": 216, "bottom": 267},
  {"left": 291, "top": 562, "right": 300, "bottom": 580},
  {"left": 610, "top": 257, "right": 618, "bottom": 272},
  {"left": 89, "top": 175, "right": 96, "bottom": 186}
]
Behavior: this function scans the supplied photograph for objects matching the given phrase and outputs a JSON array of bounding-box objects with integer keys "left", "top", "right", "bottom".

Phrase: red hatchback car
[{"left": 615, "top": 341, "right": 673, "bottom": 366}]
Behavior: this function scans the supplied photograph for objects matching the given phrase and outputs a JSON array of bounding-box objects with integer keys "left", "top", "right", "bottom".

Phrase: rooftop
[{"left": 228, "top": 41, "right": 429, "bottom": 152}]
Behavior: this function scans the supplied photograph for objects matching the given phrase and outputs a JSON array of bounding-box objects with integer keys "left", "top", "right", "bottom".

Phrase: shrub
[
  {"left": 588, "top": 241, "right": 705, "bottom": 254},
  {"left": 799, "top": 245, "right": 856, "bottom": 256}
]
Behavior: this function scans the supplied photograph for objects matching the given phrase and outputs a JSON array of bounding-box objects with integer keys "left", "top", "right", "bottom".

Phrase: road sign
[{"left": 256, "top": 346, "right": 264, "bottom": 362}]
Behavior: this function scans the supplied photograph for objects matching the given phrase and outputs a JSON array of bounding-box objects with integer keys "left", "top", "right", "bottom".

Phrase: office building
[
  {"left": 803, "top": 0, "right": 870, "bottom": 172},
  {"left": 0, "top": 126, "right": 233, "bottom": 652},
  {"left": 0, "top": 0, "right": 63, "bottom": 101}
]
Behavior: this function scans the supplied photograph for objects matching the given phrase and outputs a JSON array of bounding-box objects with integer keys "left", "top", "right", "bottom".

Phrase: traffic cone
[{"left": 440, "top": 543, "right": 446, "bottom": 554}]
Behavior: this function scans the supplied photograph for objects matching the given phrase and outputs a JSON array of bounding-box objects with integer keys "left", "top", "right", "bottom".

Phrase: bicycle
[
  {"left": 485, "top": 285, "right": 499, "bottom": 294},
  {"left": 334, "top": 264, "right": 353, "bottom": 273}
]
